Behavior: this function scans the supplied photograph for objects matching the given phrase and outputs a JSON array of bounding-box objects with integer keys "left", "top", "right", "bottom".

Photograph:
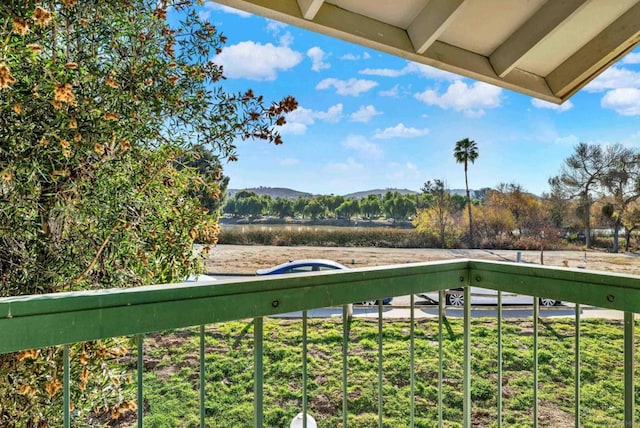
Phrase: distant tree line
[
  {"left": 222, "top": 190, "right": 466, "bottom": 222},
  {"left": 223, "top": 143, "right": 640, "bottom": 253}
]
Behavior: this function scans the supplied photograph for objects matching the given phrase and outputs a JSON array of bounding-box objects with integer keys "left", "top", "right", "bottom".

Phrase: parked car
[
  {"left": 256, "top": 259, "right": 393, "bottom": 305},
  {"left": 420, "top": 287, "right": 560, "bottom": 307}
]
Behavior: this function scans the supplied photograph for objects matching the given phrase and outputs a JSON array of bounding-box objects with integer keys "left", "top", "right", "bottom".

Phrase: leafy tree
[
  {"left": 335, "top": 198, "right": 360, "bottom": 220},
  {"left": 223, "top": 197, "right": 238, "bottom": 217},
  {"left": 235, "top": 190, "right": 258, "bottom": 198},
  {"left": 293, "top": 196, "right": 309, "bottom": 218},
  {"left": 235, "top": 196, "right": 265, "bottom": 218},
  {"left": 454, "top": 138, "right": 479, "bottom": 247},
  {"left": 271, "top": 197, "right": 294, "bottom": 218},
  {"left": 451, "top": 193, "right": 467, "bottom": 211},
  {"left": 303, "top": 199, "right": 326, "bottom": 219},
  {"left": 491, "top": 183, "right": 544, "bottom": 237},
  {"left": 472, "top": 201, "right": 514, "bottom": 243},
  {"left": 622, "top": 202, "right": 640, "bottom": 251},
  {"left": 318, "top": 194, "right": 344, "bottom": 218},
  {"left": 415, "top": 179, "right": 456, "bottom": 248},
  {"left": 177, "top": 145, "right": 229, "bottom": 215},
  {"left": 541, "top": 186, "right": 570, "bottom": 229},
  {"left": 549, "top": 143, "right": 618, "bottom": 248},
  {"left": 599, "top": 145, "right": 640, "bottom": 252},
  {"left": 0, "top": 1, "right": 296, "bottom": 425},
  {"left": 382, "top": 192, "right": 416, "bottom": 221},
  {"left": 360, "top": 194, "right": 382, "bottom": 219}
]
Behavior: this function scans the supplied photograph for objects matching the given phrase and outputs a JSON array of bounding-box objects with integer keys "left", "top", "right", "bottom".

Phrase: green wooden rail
[{"left": 1, "top": 259, "right": 638, "bottom": 427}]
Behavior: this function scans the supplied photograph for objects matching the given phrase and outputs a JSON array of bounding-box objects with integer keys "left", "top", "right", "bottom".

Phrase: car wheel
[
  {"left": 539, "top": 297, "right": 557, "bottom": 307},
  {"left": 360, "top": 300, "right": 377, "bottom": 306},
  {"left": 446, "top": 291, "right": 464, "bottom": 307}
]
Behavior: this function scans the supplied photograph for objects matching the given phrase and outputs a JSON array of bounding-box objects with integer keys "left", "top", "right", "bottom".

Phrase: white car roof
[{"left": 256, "top": 259, "right": 348, "bottom": 275}]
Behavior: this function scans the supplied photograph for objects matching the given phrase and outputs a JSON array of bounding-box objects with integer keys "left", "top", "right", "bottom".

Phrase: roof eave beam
[
  {"left": 490, "top": 0, "right": 590, "bottom": 78},
  {"left": 297, "top": 0, "right": 324, "bottom": 20},
  {"left": 212, "top": 0, "right": 561, "bottom": 103},
  {"left": 407, "top": 0, "right": 467, "bottom": 54},
  {"left": 547, "top": 2, "right": 640, "bottom": 99}
]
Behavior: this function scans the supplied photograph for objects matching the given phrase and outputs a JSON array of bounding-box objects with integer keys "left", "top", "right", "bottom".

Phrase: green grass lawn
[{"left": 133, "top": 317, "right": 639, "bottom": 427}]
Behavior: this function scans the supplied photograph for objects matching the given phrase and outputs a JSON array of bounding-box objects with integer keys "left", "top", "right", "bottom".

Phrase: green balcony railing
[{"left": 0, "top": 259, "right": 638, "bottom": 427}]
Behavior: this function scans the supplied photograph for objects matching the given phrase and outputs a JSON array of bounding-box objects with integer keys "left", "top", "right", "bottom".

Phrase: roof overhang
[{"left": 213, "top": 0, "right": 640, "bottom": 103}]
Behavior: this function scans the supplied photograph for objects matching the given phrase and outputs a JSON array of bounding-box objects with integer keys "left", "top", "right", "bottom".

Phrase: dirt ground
[{"left": 205, "top": 244, "right": 640, "bottom": 276}]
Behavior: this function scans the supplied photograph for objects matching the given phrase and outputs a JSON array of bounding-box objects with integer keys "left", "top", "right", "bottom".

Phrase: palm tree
[{"left": 454, "top": 138, "right": 479, "bottom": 247}]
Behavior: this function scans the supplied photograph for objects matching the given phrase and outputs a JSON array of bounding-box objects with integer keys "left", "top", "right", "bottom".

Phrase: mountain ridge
[{"left": 227, "top": 186, "right": 478, "bottom": 199}]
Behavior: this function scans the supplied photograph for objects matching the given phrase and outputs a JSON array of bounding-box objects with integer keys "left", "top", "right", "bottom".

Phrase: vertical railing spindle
[
  {"left": 302, "top": 310, "right": 308, "bottom": 428},
  {"left": 378, "top": 300, "right": 383, "bottom": 428},
  {"left": 463, "top": 286, "right": 471, "bottom": 428},
  {"left": 254, "top": 317, "right": 264, "bottom": 428},
  {"left": 63, "top": 344, "right": 70, "bottom": 428},
  {"left": 137, "top": 334, "right": 144, "bottom": 428},
  {"left": 199, "top": 325, "right": 206, "bottom": 428},
  {"left": 342, "top": 305, "right": 349, "bottom": 428},
  {"left": 575, "top": 304, "right": 581, "bottom": 428},
  {"left": 497, "top": 291, "right": 503, "bottom": 428},
  {"left": 624, "top": 311, "right": 635, "bottom": 427},
  {"left": 438, "top": 290, "right": 444, "bottom": 428},
  {"left": 410, "top": 294, "right": 415, "bottom": 427},
  {"left": 533, "top": 298, "right": 539, "bottom": 428}
]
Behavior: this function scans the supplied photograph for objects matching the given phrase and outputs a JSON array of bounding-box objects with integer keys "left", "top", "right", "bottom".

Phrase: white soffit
[{"left": 213, "top": 0, "right": 640, "bottom": 104}]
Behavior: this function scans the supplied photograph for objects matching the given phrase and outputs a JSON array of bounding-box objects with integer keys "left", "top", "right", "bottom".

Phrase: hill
[
  {"left": 227, "top": 187, "right": 313, "bottom": 199},
  {"left": 227, "top": 187, "right": 489, "bottom": 200},
  {"left": 343, "top": 188, "right": 420, "bottom": 199}
]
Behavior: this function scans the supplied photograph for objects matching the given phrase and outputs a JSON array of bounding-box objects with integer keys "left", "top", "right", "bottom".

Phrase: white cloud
[
  {"left": 359, "top": 67, "right": 403, "bottom": 77},
  {"left": 414, "top": 81, "right": 502, "bottom": 116},
  {"left": 373, "top": 123, "right": 429, "bottom": 139},
  {"left": 203, "top": 2, "right": 252, "bottom": 17},
  {"left": 213, "top": 41, "right": 302, "bottom": 80},
  {"left": 279, "top": 32, "right": 294, "bottom": 48},
  {"left": 386, "top": 161, "right": 421, "bottom": 181},
  {"left": 379, "top": 84, "right": 400, "bottom": 97},
  {"left": 622, "top": 52, "right": 640, "bottom": 64},
  {"left": 340, "top": 52, "right": 371, "bottom": 61},
  {"left": 316, "top": 78, "right": 378, "bottom": 96},
  {"left": 266, "top": 20, "right": 287, "bottom": 35},
  {"left": 554, "top": 134, "right": 579, "bottom": 145},
  {"left": 360, "top": 61, "right": 459, "bottom": 81},
  {"left": 601, "top": 88, "right": 640, "bottom": 116},
  {"left": 531, "top": 98, "right": 574, "bottom": 112},
  {"left": 314, "top": 103, "right": 343, "bottom": 123},
  {"left": 325, "top": 157, "right": 364, "bottom": 173},
  {"left": 307, "top": 47, "right": 330, "bottom": 71},
  {"left": 341, "top": 135, "right": 383, "bottom": 159},
  {"left": 350, "top": 105, "right": 382, "bottom": 123},
  {"left": 463, "top": 109, "right": 486, "bottom": 118},
  {"left": 584, "top": 66, "right": 640, "bottom": 92},
  {"left": 280, "top": 104, "right": 343, "bottom": 134},
  {"left": 279, "top": 158, "right": 299, "bottom": 166}
]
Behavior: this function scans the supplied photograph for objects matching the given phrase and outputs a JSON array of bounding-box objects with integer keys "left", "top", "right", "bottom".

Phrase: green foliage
[
  {"left": 382, "top": 191, "right": 417, "bottom": 220},
  {"left": 336, "top": 198, "right": 360, "bottom": 220},
  {"left": 270, "top": 197, "right": 295, "bottom": 218},
  {"left": 0, "top": 0, "right": 295, "bottom": 292},
  {"left": 303, "top": 199, "right": 326, "bottom": 220},
  {"left": 360, "top": 194, "right": 382, "bottom": 219},
  {"left": 0, "top": 0, "right": 296, "bottom": 425}
]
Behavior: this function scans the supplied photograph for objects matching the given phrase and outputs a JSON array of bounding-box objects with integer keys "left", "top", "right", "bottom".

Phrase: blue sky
[{"left": 198, "top": 3, "right": 640, "bottom": 196}]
